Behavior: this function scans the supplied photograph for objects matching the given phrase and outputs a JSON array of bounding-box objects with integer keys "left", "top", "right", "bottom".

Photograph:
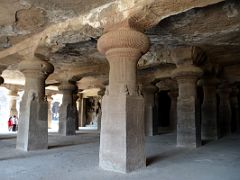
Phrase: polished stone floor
[{"left": 0, "top": 131, "right": 239, "bottom": 180}]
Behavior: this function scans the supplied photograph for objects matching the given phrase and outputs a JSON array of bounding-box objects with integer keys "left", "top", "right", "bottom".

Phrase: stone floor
[{"left": 0, "top": 131, "right": 239, "bottom": 180}]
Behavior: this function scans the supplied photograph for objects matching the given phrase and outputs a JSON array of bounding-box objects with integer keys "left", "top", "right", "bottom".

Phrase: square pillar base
[
  {"left": 17, "top": 98, "right": 48, "bottom": 151},
  {"left": 99, "top": 94, "right": 145, "bottom": 173}
]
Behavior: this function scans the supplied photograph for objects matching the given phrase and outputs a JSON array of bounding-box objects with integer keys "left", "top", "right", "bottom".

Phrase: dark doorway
[{"left": 156, "top": 91, "right": 171, "bottom": 132}]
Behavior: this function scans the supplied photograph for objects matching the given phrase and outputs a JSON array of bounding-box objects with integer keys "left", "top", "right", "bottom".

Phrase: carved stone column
[
  {"left": 230, "top": 87, "right": 239, "bottom": 132},
  {"left": 142, "top": 84, "right": 158, "bottom": 136},
  {"left": 217, "top": 85, "right": 232, "bottom": 137},
  {"left": 58, "top": 81, "right": 78, "bottom": 136},
  {"left": 47, "top": 94, "right": 53, "bottom": 129},
  {"left": 16, "top": 57, "right": 54, "bottom": 151},
  {"left": 77, "top": 93, "right": 83, "bottom": 127},
  {"left": 168, "top": 90, "right": 178, "bottom": 132},
  {"left": 200, "top": 78, "right": 219, "bottom": 141},
  {"left": 9, "top": 90, "right": 19, "bottom": 117},
  {"left": 171, "top": 47, "right": 203, "bottom": 148},
  {"left": 97, "top": 20, "right": 150, "bottom": 173},
  {"left": 73, "top": 92, "right": 79, "bottom": 130}
]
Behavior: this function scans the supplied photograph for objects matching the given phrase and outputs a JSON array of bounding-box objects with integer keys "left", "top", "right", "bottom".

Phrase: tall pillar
[
  {"left": 58, "top": 81, "right": 78, "bottom": 136},
  {"left": 97, "top": 20, "right": 150, "bottom": 173},
  {"left": 47, "top": 94, "right": 53, "bottom": 129},
  {"left": 200, "top": 78, "right": 219, "bottom": 141},
  {"left": 142, "top": 84, "right": 158, "bottom": 136},
  {"left": 217, "top": 85, "right": 232, "bottom": 137},
  {"left": 16, "top": 57, "right": 54, "bottom": 151},
  {"left": 168, "top": 90, "right": 178, "bottom": 132},
  {"left": 9, "top": 90, "right": 19, "bottom": 117},
  {"left": 77, "top": 93, "right": 83, "bottom": 127},
  {"left": 230, "top": 87, "right": 239, "bottom": 132},
  {"left": 171, "top": 47, "right": 203, "bottom": 148},
  {"left": 73, "top": 92, "right": 79, "bottom": 130}
]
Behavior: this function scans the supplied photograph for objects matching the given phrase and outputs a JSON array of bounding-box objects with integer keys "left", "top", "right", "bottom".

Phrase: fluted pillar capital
[
  {"left": 18, "top": 56, "right": 54, "bottom": 79},
  {"left": 58, "top": 81, "right": 77, "bottom": 92},
  {"left": 97, "top": 20, "right": 150, "bottom": 58}
]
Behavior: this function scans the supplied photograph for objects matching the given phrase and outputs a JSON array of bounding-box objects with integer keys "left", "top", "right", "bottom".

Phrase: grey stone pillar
[
  {"left": 172, "top": 66, "right": 203, "bottom": 148},
  {"left": 16, "top": 57, "right": 54, "bottom": 151},
  {"left": 230, "top": 87, "right": 239, "bottom": 132},
  {"left": 217, "top": 85, "right": 232, "bottom": 137},
  {"left": 73, "top": 92, "right": 79, "bottom": 130},
  {"left": 97, "top": 20, "right": 150, "bottom": 173},
  {"left": 58, "top": 81, "right": 78, "bottom": 136},
  {"left": 47, "top": 94, "right": 53, "bottom": 129},
  {"left": 9, "top": 90, "right": 19, "bottom": 117},
  {"left": 142, "top": 84, "right": 158, "bottom": 136},
  {"left": 77, "top": 93, "right": 82, "bottom": 127},
  {"left": 200, "top": 78, "right": 219, "bottom": 141},
  {"left": 168, "top": 90, "right": 178, "bottom": 132}
]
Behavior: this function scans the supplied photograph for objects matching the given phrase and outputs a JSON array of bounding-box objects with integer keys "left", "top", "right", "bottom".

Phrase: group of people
[{"left": 8, "top": 115, "right": 18, "bottom": 132}]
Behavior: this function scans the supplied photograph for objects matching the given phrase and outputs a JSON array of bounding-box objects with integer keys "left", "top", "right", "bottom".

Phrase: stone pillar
[
  {"left": 16, "top": 57, "right": 54, "bottom": 151},
  {"left": 142, "top": 84, "right": 158, "bottom": 136},
  {"left": 97, "top": 20, "right": 150, "bottom": 173},
  {"left": 58, "top": 81, "right": 78, "bottom": 136},
  {"left": 47, "top": 94, "right": 53, "bottom": 129},
  {"left": 168, "top": 90, "right": 178, "bottom": 132},
  {"left": 230, "top": 87, "right": 239, "bottom": 132},
  {"left": 171, "top": 47, "right": 203, "bottom": 148},
  {"left": 217, "top": 85, "right": 232, "bottom": 137},
  {"left": 77, "top": 93, "right": 83, "bottom": 127},
  {"left": 73, "top": 92, "right": 79, "bottom": 130},
  {"left": 9, "top": 90, "right": 19, "bottom": 117},
  {"left": 200, "top": 78, "right": 219, "bottom": 141}
]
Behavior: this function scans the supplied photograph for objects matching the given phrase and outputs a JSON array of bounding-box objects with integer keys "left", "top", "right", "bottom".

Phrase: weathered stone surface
[
  {"left": 58, "top": 81, "right": 78, "bottom": 136},
  {"left": 16, "top": 57, "right": 54, "bottom": 151},
  {"left": 97, "top": 20, "right": 149, "bottom": 173}
]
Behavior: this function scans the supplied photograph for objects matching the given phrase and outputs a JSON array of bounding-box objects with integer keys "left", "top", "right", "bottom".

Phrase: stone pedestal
[
  {"left": 217, "top": 86, "right": 232, "bottom": 137},
  {"left": 168, "top": 90, "right": 178, "bottom": 132},
  {"left": 58, "top": 81, "right": 78, "bottom": 136},
  {"left": 172, "top": 66, "right": 203, "bottom": 148},
  {"left": 230, "top": 87, "right": 239, "bottom": 132},
  {"left": 142, "top": 84, "right": 158, "bottom": 136},
  {"left": 47, "top": 95, "right": 53, "bottom": 129},
  {"left": 200, "top": 78, "right": 219, "bottom": 141},
  {"left": 97, "top": 20, "right": 150, "bottom": 173},
  {"left": 16, "top": 57, "right": 54, "bottom": 151},
  {"left": 9, "top": 90, "right": 18, "bottom": 117}
]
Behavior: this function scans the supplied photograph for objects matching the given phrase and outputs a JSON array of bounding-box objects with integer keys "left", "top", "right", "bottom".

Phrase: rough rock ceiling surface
[{"left": 0, "top": 0, "right": 240, "bottom": 88}]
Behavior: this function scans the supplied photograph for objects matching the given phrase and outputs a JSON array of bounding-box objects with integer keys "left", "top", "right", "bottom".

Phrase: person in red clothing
[{"left": 8, "top": 117, "right": 13, "bottom": 131}]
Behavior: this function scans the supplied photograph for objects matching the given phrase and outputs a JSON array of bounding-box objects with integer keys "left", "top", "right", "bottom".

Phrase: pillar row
[
  {"left": 142, "top": 84, "right": 158, "bottom": 136},
  {"left": 97, "top": 20, "right": 150, "bottom": 173},
  {"left": 172, "top": 65, "right": 203, "bottom": 148},
  {"left": 16, "top": 57, "right": 54, "bottom": 151},
  {"left": 200, "top": 78, "right": 219, "bottom": 141},
  {"left": 58, "top": 81, "right": 78, "bottom": 136}
]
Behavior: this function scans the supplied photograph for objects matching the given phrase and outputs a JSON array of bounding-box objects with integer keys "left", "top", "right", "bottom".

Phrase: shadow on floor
[{"left": 147, "top": 148, "right": 186, "bottom": 166}]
